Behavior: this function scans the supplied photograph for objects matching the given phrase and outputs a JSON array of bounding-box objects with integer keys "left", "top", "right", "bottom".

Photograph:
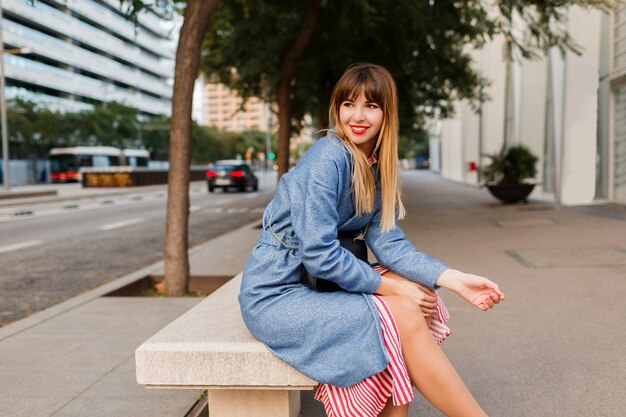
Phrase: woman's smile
[
  {"left": 339, "top": 91, "right": 383, "bottom": 155},
  {"left": 349, "top": 125, "right": 369, "bottom": 135}
]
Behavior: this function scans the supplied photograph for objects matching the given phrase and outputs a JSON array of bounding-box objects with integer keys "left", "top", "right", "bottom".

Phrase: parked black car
[{"left": 206, "top": 161, "right": 259, "bottom": 192}]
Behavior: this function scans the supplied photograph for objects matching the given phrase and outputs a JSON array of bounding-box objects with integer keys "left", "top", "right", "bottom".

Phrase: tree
[
  {"left": 7, "top": 99, "right": 69, "bottom": 180},
  {"left": 122, "top": 0, "right": 222, "bottom": 296},
  {"left": 201, "top": 0, "right": 617, "bottom": 175},
  {"left": 77, "top": 102, "right": 140, "bottom": 148}
]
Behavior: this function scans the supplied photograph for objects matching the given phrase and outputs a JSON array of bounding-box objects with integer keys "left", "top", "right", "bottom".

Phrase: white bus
[
  {"left": 49, "top": 146, "right": 150, "bottom": 182},
  {"left": 122, "top": 149, "right": 150, "bottom": 167}
]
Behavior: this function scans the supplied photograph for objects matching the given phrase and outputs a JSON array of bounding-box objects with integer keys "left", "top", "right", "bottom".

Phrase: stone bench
[{"left": 135, "top": 273, "right": 317, "bottom": 417}]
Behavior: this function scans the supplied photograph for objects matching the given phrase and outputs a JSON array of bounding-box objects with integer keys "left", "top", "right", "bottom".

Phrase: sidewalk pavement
[{"left": 1, "top": 171, "right": 625, "bottom": 417}]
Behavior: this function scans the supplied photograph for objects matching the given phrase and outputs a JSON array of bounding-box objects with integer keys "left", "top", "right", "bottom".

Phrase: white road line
[
  {"left": 250, "top": 207, "right": 266, "bottom": 213},
  {"left": 204, "top": 207, "right": 224, "bottom": 214},
  {"left": 189, "top": 206, "right": 201, "bottom": 212},
  {"left": 216, "top": 197, "right": 236, "bottom": 205},
  {"left": 99, "top": 218, "right": 145, "bottom": 231},
  {"left": 227, "top": 207, "right": 249, "bottom": 214},
  {"left": 0, "top": 240, "right": 44, "bottom": 254}
]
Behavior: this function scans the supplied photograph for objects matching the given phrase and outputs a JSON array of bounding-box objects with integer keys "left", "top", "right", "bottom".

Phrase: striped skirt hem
[{"left": 314, "top": 266, "right": 451, "bottom": 417}]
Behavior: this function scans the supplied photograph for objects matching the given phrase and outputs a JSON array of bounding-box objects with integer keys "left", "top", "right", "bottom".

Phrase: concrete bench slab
[{"left": 135, "top": 273, "right": 317, "bottom": 417}]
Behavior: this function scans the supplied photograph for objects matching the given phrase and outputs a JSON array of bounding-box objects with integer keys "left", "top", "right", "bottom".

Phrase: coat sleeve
[
  {"left": 365, "top": 204, "right": 448, "bottom": 290},
  {"left": 288, "top": 158, "right": 382, "bottom": 294}
]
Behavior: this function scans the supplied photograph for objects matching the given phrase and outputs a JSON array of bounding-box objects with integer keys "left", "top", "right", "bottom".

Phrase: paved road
[{"left": 0, "top": 182, "right": 275, "bottom": 326}]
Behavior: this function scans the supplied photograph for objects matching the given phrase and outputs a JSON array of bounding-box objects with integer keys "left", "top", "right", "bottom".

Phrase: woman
[{"left": 239, "top": 63, "right": 505, "bottom": 417}]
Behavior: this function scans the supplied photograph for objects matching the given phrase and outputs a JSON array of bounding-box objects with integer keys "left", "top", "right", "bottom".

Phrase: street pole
[
  {"left": 265, "top": 105, "right": 272, "bottom": 171},
  {"left": 0, "top": 2, "right": 9, "bottom": 191}
]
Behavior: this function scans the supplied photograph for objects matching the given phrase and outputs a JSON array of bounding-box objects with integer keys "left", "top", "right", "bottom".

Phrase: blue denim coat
[{"left": 238, "top": 132, "right": 448, "bottom": 387}]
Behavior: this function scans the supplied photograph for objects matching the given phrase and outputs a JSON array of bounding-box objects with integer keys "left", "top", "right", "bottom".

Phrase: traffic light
[{"left": 268, "top": 152, "right": 275, "bottom": 160}]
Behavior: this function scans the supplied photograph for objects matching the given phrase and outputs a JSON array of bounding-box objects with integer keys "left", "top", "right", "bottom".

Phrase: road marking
[
  {"left": 250, "top": 207, "right": 266, "bottom": 213},
  {"left": 227, "top": 207, "right": 249, "bottom": 214},
  {"left": 204, "top": 207, "right": 224, "bottom": 214},
  {"left": 189, "top": 206, "right": 201, "bottom": 212},
  {"left": 217, "top": 197, "right": 236, "bottom": 205},
  {"left": 246, "top": 193, "right": 259, "bottom": 199},
  {"left": 0, "top": 240, "right": 44, "bottom": 254},
  {"left": 99, "top": 218, "right": 145, "bottom": 231}
]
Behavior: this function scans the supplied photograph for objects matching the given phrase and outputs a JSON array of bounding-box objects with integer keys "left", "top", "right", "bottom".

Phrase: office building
[
  {"left": 437, "top": 6, "right": 626, "bottom": 205},
  {"left": 203, "top": 81, "right": 272, "bottom": 132},
  {"left": 1, "top": 0, "right": 176, "bottom": 116}
]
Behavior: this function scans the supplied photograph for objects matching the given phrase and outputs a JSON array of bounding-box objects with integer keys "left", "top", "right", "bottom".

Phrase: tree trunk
[
  {"left": 164, "top": 0, "right": 221, "bottom": 297},
  {"left": 276, "top": 0, "right": 321, "bottom": 178}
]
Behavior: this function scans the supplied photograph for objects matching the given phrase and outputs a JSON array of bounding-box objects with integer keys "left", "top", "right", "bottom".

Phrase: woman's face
[{"left": 339, "top": 91, "right": 383, "bottom": 156}]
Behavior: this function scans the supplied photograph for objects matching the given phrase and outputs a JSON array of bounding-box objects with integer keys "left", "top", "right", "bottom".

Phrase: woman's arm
[
  {"left": 365, "top": 205, "right": 448, "bottom": 290},
  {"left": 377, "top": 268, "right": 505, "bottom": 312},
  {"left": 436, "top": 269, "right": 505, "bottom": 311},
  {"left": 375, "top": 270, "right": 438, "bottom": 317}
]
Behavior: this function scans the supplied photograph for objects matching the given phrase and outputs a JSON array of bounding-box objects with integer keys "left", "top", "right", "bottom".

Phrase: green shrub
[{"left": 482, "top": 145, "right": 538, "bottom": 185}]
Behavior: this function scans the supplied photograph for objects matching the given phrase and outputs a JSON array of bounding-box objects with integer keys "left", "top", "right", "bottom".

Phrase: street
[{"left": 0, "top": 179, "right": 275, "bottom": 326}]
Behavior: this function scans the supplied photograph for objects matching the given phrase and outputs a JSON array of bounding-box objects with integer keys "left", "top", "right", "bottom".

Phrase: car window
[{"left": 214, "top": 164, "right": 235, "bottom": 172}]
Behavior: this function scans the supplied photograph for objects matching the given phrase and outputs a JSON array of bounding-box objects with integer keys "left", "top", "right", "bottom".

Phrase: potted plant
[{"left": 482, "top": 144, "right": 538, "bottom": 203}]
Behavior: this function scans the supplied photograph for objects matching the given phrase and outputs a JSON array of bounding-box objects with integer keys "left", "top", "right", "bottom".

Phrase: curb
[
  {"left": 0, "top": 190, "right": 58, "bottom": 200},
  {"left": 0, "top": 218, "right": 261, "bottom": 342},
  {"left": 0, "top": 181, "right": 207, "bottom": 208}
]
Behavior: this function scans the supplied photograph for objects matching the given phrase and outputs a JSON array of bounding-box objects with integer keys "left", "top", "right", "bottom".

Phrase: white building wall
[
  {"left": 518, "top": 56, "right": 548, "bottom": 192},
  {"left": 439, "top": 6, "right": 602, "bottom": 206},
  {"left": 557, "top": 8, "right": 601, "bottom": 204},
  {"left": 440, "top": 110, "right": 464, "bottom": 182},
  {"left": 461, "top": 100, "right": 481, "bottom": 185},
  {"left": 480, "top": 36, "right": 508, "bottom": 157}
]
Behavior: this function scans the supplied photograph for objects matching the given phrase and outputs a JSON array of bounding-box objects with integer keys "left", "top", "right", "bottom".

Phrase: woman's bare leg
[
  {"left": 380, "top": 295, "right": 488, "bottom": 417},
  {"left": 379, "top": 398, "right": 409, "bottom": 417}
]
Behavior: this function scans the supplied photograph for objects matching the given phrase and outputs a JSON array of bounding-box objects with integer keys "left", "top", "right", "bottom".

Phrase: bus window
[
  {"left": 126, "top": 156, "right": 149, "bottom": 167},
  {"left": 92, "top": 156, "right": 108, "bottom": 167},
  {"left": 78, "top": 155, "right": 93, "bottom": 167},
  {"left": 50, "top": 155, "right": 78, "bottom": 173}
]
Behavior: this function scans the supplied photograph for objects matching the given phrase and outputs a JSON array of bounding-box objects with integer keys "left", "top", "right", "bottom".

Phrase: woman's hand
[
  {"left": 437, "top": 269, "right": 505, "bottom": 311},
  {"left": 376, "top": 270, "right": 438, "bottom": 317}
]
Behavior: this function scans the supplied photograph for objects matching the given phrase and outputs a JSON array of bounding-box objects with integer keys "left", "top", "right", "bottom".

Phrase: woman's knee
[{"left": 380, "top": 296, "right": 428, "bottom": 336}]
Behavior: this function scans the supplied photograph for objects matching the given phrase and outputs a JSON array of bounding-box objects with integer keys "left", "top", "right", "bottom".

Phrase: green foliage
[
  {"left": 7, "top": 98, "right": 73, "bottom": 157},
  {"left": 6, "top": 99, "right": 270, "bottom": 164},
  {"left": 398, "top": 129, "right": 430, "bottom": 160},
  {"left": 482, "top": 145, "right": 538, "bottom": 185},
  {"left": 77, "top": 102, "right": 140, "bottom": 148},
  {"left": 201, "top": 0, "right": 617, "bottom": 140},
  {"left": 201, "top": 0, "right": 490, "bottom": 135}
]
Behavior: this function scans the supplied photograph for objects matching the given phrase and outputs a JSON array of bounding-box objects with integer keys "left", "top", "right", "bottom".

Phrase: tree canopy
[
  {"left": 200, "top": 0, "right": 618, "bottom": 171},
  {"left": 6, "top": 99, "right": 271, "bottom": 164}
]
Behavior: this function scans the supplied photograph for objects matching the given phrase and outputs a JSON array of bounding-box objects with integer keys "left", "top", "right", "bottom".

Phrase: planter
[{"left": 486, "top": 183, "right": 535, "bottom": 203}]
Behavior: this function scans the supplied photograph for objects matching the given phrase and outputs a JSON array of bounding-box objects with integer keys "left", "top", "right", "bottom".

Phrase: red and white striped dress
[{"left": 314, "top": 264, "right": 451, "bottom": 417}]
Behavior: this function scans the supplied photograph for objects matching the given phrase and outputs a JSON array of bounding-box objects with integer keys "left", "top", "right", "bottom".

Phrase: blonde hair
[{"left": 329, "top": 63, "right": 405, "bottom": 232}]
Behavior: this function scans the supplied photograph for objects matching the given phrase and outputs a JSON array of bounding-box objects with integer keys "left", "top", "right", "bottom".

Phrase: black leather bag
[{"left": 300, "top": 233, "right": 368, "bottom": 292}]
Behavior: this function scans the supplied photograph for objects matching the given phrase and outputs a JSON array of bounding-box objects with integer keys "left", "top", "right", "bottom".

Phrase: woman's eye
[
  {"left": 343, "top": 102, "right": 353, "bottom": 107},
  {"left": 368, "top": 104, "right": 379, "bottom": 109}
]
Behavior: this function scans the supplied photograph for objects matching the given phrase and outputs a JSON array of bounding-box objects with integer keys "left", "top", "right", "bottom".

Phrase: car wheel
[
  {"left": 208, "top": 186, "right": 214, "bottom": 193},
  {"left": 253, "top": 183, "right": 258, "bottom": 192}
]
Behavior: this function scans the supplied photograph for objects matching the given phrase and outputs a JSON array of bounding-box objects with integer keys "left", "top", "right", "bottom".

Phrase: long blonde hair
[{"left": 329, "top": 63, "right": 405, "bottom": 232}]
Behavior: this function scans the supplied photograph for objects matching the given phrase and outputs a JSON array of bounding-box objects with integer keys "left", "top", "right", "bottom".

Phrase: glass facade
[{"left": 1, "top": 0, "right": 177, "bottom": 116}]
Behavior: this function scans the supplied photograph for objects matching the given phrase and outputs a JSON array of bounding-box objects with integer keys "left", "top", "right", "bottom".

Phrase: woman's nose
[{"left": 353, "top": 107, "right": 365, "bottom": 122}]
